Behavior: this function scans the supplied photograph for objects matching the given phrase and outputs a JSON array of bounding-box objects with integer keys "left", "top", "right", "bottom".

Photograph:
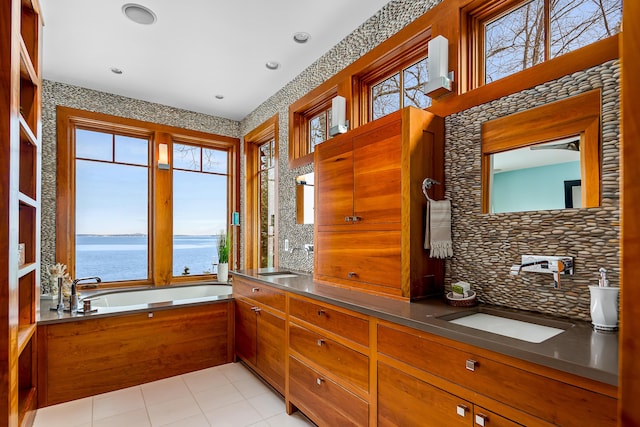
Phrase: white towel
[{"left": 424, "top": 199, "right": 453, "bottom": 258}]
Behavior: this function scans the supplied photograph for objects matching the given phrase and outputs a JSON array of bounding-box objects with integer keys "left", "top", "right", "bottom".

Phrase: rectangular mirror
[
  {"left": 489, "top": 138, "right": 581, "bottom": 213},
  {"left": 481, "top": 90, "right": 601, "bottom": 214},
  {"left": 296, "top": 173, "right": 314, "bottom": 224}
]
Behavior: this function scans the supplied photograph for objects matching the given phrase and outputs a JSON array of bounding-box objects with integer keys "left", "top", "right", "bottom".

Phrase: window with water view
[
  {"left": 172, "top": 142, "right": 229, "bottom": 276},
  {"left": 68, "top": 115, "right": 237, "bottom": 284},
  {"left": 75, "top": 129, "right": 150, "bottom": 282}
]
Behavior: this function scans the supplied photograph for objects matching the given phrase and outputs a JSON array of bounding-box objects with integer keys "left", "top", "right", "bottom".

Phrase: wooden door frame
[{"left": 244, "top": 114, "right": 279, "bottom": 269}]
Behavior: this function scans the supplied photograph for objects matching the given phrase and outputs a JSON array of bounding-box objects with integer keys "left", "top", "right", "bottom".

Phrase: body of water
[{"left": 76, "top": 235, "right": 221, "bottom": 282}]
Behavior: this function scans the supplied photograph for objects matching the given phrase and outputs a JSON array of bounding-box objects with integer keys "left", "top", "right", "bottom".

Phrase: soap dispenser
[{"left": 588, "top": 268, "right": 619, "bottom": 331}]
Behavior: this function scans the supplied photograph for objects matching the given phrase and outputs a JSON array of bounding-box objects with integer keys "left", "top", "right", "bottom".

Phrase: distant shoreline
[{"left": 77, "top": 234, "right": 219, "bottom": 237}]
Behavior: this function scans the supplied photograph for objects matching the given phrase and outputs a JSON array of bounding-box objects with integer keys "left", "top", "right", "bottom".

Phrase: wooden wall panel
[
  {"left": 38, "top": 302, "right": 233, "bottom": 407},
  {"left": 620, "top": 0, "right": 640, "bottom": 423}
]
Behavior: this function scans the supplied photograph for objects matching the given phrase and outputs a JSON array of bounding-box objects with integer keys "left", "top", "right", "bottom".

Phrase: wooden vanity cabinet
[
  {"left": 288, "top": 296, "right": 370, "bottom": 426},
  {"left": 233, "top": 277, "right": 286, "bottom": 394},
  {"left": 314, "top": 106, "right": 444, "bottom": 300},
  {"left": 376, "top": 322, "right": 617, "bottom": 427}
]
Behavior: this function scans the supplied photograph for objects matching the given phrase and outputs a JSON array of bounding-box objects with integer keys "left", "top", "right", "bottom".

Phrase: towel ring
[{"left": 422, "top": 178, "right": 440, "bottom": 202}]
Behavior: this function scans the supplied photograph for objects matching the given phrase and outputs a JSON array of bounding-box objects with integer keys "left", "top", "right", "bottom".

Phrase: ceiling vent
[{"left": 122, "top": 4, "right": 157, "bottom": 25}]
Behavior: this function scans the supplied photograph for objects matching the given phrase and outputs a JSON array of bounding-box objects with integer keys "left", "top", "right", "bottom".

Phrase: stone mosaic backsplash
[{"left": 444, "top": 60, "right": 620, "bottom": 321}]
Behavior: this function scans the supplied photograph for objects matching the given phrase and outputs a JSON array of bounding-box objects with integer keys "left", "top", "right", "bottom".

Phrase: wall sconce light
[
  {"left": 422, "top": 35, "right": 454, "bottom": 98},
  {"left": 158, "top": 143, "right": 169, "bottom": 170},
  {"left": 329, "top": 95, "right": 349, "bottom": 137}
]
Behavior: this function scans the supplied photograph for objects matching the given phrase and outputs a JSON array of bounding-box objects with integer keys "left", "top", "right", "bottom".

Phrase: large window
[
  {"left": 172, "top": 142, "right": 229, "bottom": 276},
  {"left": 471, "top": 0, "right": 621, "bottom": 85},
  {"left": 75, "top": 129, "right": 150, "bottom": 282},
  {"left": 57, "top": 107, "right": 239, "bottom": 286}
]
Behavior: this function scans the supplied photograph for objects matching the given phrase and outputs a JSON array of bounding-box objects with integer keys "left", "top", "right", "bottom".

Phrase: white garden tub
[{"left": 85, "top": 284, "right": 232, "bottom": 309}]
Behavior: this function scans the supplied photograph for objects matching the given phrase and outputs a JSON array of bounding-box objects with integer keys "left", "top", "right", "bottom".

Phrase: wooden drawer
[
  {"left": 289, "top": 356, "right": 368, "bottom": 427},
  {"left": 289, "top": 297, "right": 369, "bottom": 346},
  {"left": 289, "top": 323, "right": 369, "bottom": 392},
  {"left": 316, "top": 231, "right": 401, "bottom": 290},
  {"left": 232, "top": 277, "right": 285, "bottom": 312},
  {"left": 378, "top": 361, "right": 472, "bottom": 427},
  {"left": 473, "top": 407, "right": 524, "bottom": 427},
  {"left": 377, "top": 324, "right": 617, "bottom": 427}
]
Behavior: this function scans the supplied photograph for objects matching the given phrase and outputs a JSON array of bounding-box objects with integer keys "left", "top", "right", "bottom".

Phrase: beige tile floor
[{"left": 33, "top": 362, "right": 316, "bottom": 427}]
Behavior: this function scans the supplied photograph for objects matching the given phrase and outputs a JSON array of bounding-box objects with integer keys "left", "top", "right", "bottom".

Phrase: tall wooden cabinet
[
  {"left": 314, "top": 106, "right": 444, "bottom": 300},
  {"left": 1, "top": 0, "right": 43, "bottom": 425}
]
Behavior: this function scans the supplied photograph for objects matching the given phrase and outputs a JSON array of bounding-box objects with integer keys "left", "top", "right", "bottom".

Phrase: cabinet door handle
[
  {"left": 344, "top": 216, "right": 352, "bottom": 223},
  {"left": 475, "top": 413, "right": 488, "bottom": 426},
  {"left": 317, "top": 309, "right": 325, "bottom": 316},
  {"left": 456, "top": 404, "right": 469, "bottom": 417},
  {"left": 251, "top": 307, "right": 261, "bottom": 313},
  {"left": 466, "top": 359, "right": 477, "bottom": 371},
  {"left": 316, "top": 378, "right": 324, "bottom": 385},
  {"left": 251, "top": 287, "right": 260, "bottom": 293},
  {"left": 317, "top": 339, "right": 325, "bottom": 347},
  {"left": 348, "top": 272, "right": 358, "bottom": 278}
]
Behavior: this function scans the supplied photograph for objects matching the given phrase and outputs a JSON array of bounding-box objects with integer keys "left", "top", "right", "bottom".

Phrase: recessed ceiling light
[
  {"left": 265, "top": 61, "right": 280, "bottom": 70},
  {"left": 122, "top": 3, "right": 157, "bottom": 25},
  {"left": 215, "top": 95, "right": 224, "bottom": 100},
  {"left": 293, "top": 32, "right": 310, "bottom": 44},
  {"left": 110, "top": 67, "right": 123, "bottom": 74}
]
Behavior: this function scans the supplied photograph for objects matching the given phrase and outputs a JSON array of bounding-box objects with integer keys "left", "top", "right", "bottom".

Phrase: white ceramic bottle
[{"left": 588, "top": 268, "right": 619, "bottom": 331}]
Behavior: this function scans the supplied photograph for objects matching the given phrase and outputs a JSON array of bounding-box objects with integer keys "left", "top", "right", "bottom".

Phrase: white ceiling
[{"left": 39, "top": 0, "right": 391, "bottom": 121}]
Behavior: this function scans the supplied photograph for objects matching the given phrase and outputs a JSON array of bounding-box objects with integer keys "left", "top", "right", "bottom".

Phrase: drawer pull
[
  {"left": 251, "top": 287, "right": 260, "bottom": 293},
  {"left": 317, "top": 309, "right": 325, "bottom": 316},
  {"left": 465, "top": 359, "right": 477, "bottom": 371},
  {"left": 348, "top": 272, "right": 358, "bottom": 278},
  {"left": 251, "top": 307, "right": 261, "bottom": 312},
  {"left": 352, "top": 216, "right": 362, "bottom": 223},
  {"left": 316, "top": 377, "right": 324, "bottom": 385},
  {"left": 345, "top": 216, "right": 352, "bottom": 223},
  {"left": 317, "top": 339, "right": 325, "bottom": 347},
  {"left": 475, "top": 413, "right": 488, "bottom": 426},
  {"left": 456, "top": 404, "right": 468, "bottom": 417}
]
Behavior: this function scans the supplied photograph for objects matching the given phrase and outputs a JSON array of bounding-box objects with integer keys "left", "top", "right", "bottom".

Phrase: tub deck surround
[
  {"left": 233, "top": 270, "right": 617, "bottom": 387},
  {"left": 38, "top": 283, "right": 233, "bottom": 323}
]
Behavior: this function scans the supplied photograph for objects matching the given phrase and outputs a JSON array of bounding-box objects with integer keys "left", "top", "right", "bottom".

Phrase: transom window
[
  {"left": 309, "top": 108, "right": 333, "bottom": 152},
  {"left": 370, "top": 56, "right": 431, "bottom": 121},
  {"left": 470, "top": 0, "right": 622, "bottom": 85}
]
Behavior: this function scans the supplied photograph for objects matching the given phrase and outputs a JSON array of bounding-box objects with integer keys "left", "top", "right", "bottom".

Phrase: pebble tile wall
[{"left": 444, "top": 60, "right": 620, "bottom": 321}]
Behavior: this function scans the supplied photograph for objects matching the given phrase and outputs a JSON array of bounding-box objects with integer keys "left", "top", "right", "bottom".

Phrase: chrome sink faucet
[{"left": 510, "top": 255, "right": 574, "bottom": 289}]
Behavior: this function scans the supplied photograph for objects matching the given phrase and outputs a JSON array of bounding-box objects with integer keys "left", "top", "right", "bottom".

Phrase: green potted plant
[{"left": 217, "top": 230, "right": 230, "bottom": 282}]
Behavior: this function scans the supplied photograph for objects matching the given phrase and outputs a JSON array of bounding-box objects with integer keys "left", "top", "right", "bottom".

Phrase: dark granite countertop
[{"left": 232, "top": 269, "right": 618, "bottom": 387}]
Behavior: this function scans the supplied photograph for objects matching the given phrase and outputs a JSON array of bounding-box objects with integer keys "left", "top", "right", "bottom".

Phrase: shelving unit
[{"left": 2, "top": 0, "right": 43, "bottom": 425}]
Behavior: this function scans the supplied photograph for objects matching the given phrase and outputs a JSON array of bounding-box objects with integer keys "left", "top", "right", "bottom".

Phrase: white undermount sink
[{"left": 441, "top": 308, "right": 572, "bottom": 343}]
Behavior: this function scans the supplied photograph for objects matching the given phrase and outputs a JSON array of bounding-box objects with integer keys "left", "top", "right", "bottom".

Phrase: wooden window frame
[
  {"left": 244, "top": 114, "right": 279, "bottom": 269},
  {"left": 462, "top": 0, "right": 620, "bottom": 90},
  {"left": 481, "top": 89, "right": 601, "bottom": 213},
  {"left": 289, "top": 88, "right": 337, "bottom": 169},
  {"left": 355, "top": 36, "right": 431, "bottom": 124},
  {"left": 56, "top": 106, "right": 239, "bottom": 287}
]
